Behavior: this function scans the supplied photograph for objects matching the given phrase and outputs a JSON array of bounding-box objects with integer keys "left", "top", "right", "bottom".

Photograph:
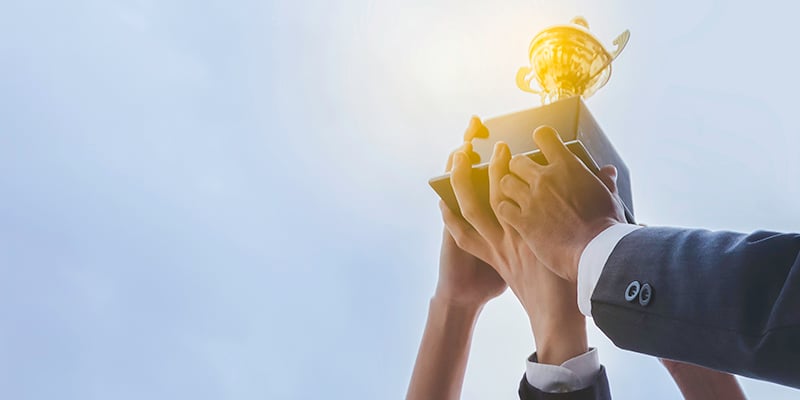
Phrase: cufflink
[
  {"left": 639, "top": 283, "right": 653, "bottom": 306},
  {"left": 624, "top": 281, "right": 640, "bottom": 302}
]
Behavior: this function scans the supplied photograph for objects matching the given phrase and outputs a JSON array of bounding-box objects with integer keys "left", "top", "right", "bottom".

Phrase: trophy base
[{"left": 429, "top": 96, "right": 635, "bottom": 223}]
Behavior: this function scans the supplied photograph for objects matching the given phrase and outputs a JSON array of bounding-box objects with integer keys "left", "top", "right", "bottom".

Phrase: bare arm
[
  {"left": 406, "top": 293, "right": 483, "bottom": 400},
  {"left": 407, "top": 135, "right": 507, "bottom": 400},
  {"left": 661, "top": 359, "right": 746, "bottom": 400},
  {"left": 408, "top": 120, "right": 603, "bottom": 399}
]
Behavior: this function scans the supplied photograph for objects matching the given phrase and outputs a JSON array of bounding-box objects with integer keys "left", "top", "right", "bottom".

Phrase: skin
[
  {"left": 495, "top": 125, "right": 627, "bottom": 283},
  {"left": 444, "top": 139, "right": 587, "bottom": 365},
  {"left": 408, "top": 120, "right": 745, "bottom": 399},
  {"left": 661, "top": 359, "right": 747, "bottom": 400},
  {"left": 406, "top": 142, "right": 507, "bottom": 400},
  {"left": 493, "top": 123, "right": 746, "bottom": 397},
  {"left": 407, "top": 123, "right": 587, "bottom": 399}
]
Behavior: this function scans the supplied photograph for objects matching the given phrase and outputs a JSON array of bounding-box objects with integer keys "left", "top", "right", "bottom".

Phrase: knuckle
[
  {"left": 497, "top": 202, "right": 514, "bottom": 217},
  {"left": 499, "top": 175, "right": 513, "bottom": 190},
  {"left": 452, "top": 237, "right": 470, "bottom": 251},
  {"left": 509, "top": 156, "right": 524, "bottom": 171},
  {"left": 539, "top": 170, "right": 556, "bottom": 184},
  {"left": 494, "top": 206, "right": 507, "bottom": 220},
  {"left": 460, "top": 207, "right": 479, "bottom": 222},
  {"left": 450, "top": 231, "right": 466, "bottom": 248},
  {"left": 452, "top": 231, "right": 475, "bottom": 250}
]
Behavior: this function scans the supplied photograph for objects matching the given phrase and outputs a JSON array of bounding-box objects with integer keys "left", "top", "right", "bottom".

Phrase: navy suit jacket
[
  {"left": 517, "top": 366, "right": 611, "bottom": 400},
  {"left": 591, "top": 227, "right": 800, "bottom": 388}
]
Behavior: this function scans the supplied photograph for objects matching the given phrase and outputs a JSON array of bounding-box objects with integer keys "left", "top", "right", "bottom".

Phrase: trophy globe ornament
[{"left": 516, "top": 16, "right": 630, "bottom": 104}]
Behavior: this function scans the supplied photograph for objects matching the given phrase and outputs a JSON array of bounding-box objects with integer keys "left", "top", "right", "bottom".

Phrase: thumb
[{"left": 597, "top": 164, "right": 618, "bottom": 194}]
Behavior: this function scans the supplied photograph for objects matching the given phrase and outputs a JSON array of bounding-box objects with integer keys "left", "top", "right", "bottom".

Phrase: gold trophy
[{"left": 430, "top": 17, "right": 635, "bottom": 223}]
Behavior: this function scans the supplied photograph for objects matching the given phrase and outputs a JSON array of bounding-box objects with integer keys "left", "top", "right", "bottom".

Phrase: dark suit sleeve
[
  {"left": 590, "top": 227, "right": 800, "bottom": 388},
  {"left": 518, "top": 366, "right": 611, "bottom": 400}
]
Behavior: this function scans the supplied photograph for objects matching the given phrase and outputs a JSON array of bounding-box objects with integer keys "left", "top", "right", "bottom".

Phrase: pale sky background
[{"left": 1, "top": 0, "right": 799, "bottom": 399}]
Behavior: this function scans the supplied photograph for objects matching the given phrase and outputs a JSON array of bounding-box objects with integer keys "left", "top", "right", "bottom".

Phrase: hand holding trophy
[{"left": 430, "top": 17, "right": 635, "bottom": 224}]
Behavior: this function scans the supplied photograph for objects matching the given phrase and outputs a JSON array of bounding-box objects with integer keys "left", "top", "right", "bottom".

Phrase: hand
[
  {"left": 435, "top": 141, "right": 507, "bottom": 309},
  {"left": 495, "top": 126, "right": 627, "bottom": 283},
  {"left": 442, "top": 120, "right": 587, "bottom": 364},
  {"left": 435, "top": 229, "right": 507, "bottom": 308}
]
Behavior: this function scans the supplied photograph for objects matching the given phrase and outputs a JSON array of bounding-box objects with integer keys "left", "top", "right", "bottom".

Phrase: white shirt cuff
[
  {"left": 577, "top": 224, "right": 642, "bottom": 317},
  {"left": 524, "top": 348, "right": 600, "bottom": 393}
]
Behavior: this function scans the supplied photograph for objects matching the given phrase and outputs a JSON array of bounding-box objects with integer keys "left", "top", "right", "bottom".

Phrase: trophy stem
[{"left": 543, "top": 90, "right": 578, "bottom": 104}]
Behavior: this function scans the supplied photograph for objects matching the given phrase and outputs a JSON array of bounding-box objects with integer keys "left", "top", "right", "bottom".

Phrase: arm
[
  {"left": 591, "top": 227, "right": 800, "bottom": 388},
  {"left": 406, "top": 285, "right": 486, "bottom": 400},
  {"left": 441, "top": 128, "right": 611, "bottom": 399},
  {"left": 494, "top": 125, "right": 800, "bottom": 388},
  {"left": 406, "top": 231, "right": 506, "bottom": 400},
  {"left": 407, "top": 135, "right": 508, "bottom": 400},
  {"left": 660, "top": 359, "right": 746, "bottom": 400}
]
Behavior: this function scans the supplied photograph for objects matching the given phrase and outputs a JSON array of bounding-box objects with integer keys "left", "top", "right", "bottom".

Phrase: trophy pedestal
[{"left": 429, "top": 96, "right": 635, "bottom": 223}]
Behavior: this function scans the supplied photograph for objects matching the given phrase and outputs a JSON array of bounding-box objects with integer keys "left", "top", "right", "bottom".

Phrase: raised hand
[
  {"left": 442, "top": 119, "right": 587, "bottom": 364},
  {"left": 407, "top": 124, "right": 506, "bottom": 400},
  {"left": 495, "top": 125, "right": 627, "bottom": 283},
  {"left": 435, "top": 140, "right": 507, "bottom": 308}
]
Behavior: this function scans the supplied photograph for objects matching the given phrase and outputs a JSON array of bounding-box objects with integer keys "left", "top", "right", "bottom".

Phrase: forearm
[
  {"left": 592, "top": 228, "right": 800, "bottom": 386},
  {"left": 663, "top": 361, "right": 746, "bottom": 400},
  {"left": 521, "top": 306, "right": 606, "bottom": 396},
  {"left": 516, "top": 283, "right": 588, "bottom": 365},
  {"left": 406, "top": 296, "right": 482, "bottom": 400}
]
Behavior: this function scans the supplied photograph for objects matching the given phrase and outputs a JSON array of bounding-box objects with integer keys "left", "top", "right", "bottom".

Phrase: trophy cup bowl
[
  {"left": 429, "top": 17, "right": 636, "bottom": 223},
  {"left": 517, "top": 16, "right": 630, "bottom": 104}
]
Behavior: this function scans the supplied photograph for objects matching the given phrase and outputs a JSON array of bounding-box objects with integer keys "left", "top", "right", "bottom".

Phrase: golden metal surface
[{"left": 516, "top": 17, "right": 629, "bottom": 104}]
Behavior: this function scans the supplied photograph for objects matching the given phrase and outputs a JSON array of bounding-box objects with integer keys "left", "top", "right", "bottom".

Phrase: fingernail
[
  {"left": 493, "top": 142, "right": 502, "bottom": 156},
  {"left": 498, "top": 141, "right": 509, "bottom": 157},
  {"left": 464, "top": 116, "right": 481, "bottom": 141},
  {"left": 534, "top": 125, "right": 555, "bottom": 134},
  {"left": 534, "top": 125, "right": 559, "bottom": 140}
]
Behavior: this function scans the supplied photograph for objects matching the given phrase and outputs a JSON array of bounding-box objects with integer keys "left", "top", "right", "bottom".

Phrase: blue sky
[{"left": 1, "top": 0, "right": 799, "bottom": 398}]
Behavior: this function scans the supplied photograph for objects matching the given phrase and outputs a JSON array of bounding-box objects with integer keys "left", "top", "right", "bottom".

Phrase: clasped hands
[{"left": 435, "top": 117, "right": 627, "bottom": 365}]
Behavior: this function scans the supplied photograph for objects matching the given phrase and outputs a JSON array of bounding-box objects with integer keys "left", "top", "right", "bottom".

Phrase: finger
[
  {"left": 463, "top": 141, "right": 481, "bottom": 165},
  {"left": 445, "top": 151, "right": 454, "bottom": 172},
  {"left": 495, "top": 200, "right": 522, "bottom": 226},
  {"left": 533, "top": 125, "right": 573, "bottom": 165},
  {"left": 499, "top": 174, "right": 530, "bottom": 208},
  {"left": 450, "top": 151, "right": 500, "bottom": 238},
  {"left": 464, "top": 116, "right": 489, "bottom": 142},
  {"left": 446, "top": 142, "right": 470, "bottom": 172},
  {"left": 509, "top": 154, "right": 542, "bottom": 184},
  {"left": 597, "top": 164, "right": 618, "bottom": 194},
  {"left": 439, "top": 200, "right": 483, "bottom": 253},
  {"left": 488, "top": 141, "right": 512, "bottom": 209}
]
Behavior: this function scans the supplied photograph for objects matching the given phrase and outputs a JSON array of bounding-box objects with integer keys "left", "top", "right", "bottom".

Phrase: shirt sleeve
[
  {"left": 524, "top": 348, "right": 600, "bottom": 393},
  {"left": 577, "top": 223, "right": 642, "bottom": 317}
]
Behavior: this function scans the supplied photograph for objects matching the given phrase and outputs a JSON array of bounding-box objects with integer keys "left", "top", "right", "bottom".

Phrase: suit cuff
[
  {"left": 524, "top": 348, "right": 600, "bottom": 393},
  {"left": 577, "top": 224, "right": 642, "bottom": 317}
]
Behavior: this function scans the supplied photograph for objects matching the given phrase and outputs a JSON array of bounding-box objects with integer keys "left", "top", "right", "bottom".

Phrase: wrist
[
  {"left": 530, "top": 313, "right": 587, "bottom": 365},
  {"left": 568, "top": 219, "right": 620, "bottom": 283},
  {"left": 430, "top": 293, "right": 485, "bottom": 317}
]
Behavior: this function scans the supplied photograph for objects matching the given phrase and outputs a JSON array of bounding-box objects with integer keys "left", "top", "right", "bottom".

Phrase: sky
[{"left": 1, "top": 0, "right": 799, "bottom": 399}]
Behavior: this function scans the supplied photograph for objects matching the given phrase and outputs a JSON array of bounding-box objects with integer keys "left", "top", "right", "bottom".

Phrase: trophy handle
[
  {"left": 608, "top": 29, "right": 630, "bottom": 60},
  {"left": 516, "top": 66, "right": 540, "bottom": 94},
  {"left": 584, "top": 29, "right": 631, "bottom": 87}
]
